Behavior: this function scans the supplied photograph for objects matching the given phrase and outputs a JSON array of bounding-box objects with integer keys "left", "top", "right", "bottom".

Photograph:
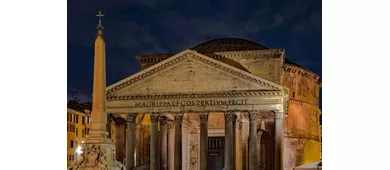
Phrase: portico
[{"left": 106, "top": 50, "right": 289, "bottom": 170}]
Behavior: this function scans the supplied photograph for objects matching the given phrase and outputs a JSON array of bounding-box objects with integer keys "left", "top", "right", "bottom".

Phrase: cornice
[
  {"left": 107, "top": 50, "right": 283, "bottom": 96},
  {"left": 107, "top": 91, "right": 282, "bottom": 100},
  {"left": 207, "top": 49, "right": 285, "bottom": 59},
  {"left": 136, "top": 53, "right": 175, "bottom": 62},
  {"left": 137, "top": 49, "right": 285, "bottom": 64},
  {"left": 282, "top": 64, "right": 321, "bottom": 85},
  {"left": 67, "top": 108, "right": 91, "bottom": 115}
]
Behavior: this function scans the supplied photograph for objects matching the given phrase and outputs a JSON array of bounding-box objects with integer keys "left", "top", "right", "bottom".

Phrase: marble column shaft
[
  {"left": 126, "top": 114, "right": 137, "bottom": 170},
  {"left": 160, "top": 116, "right": 168, "bottom": 170},
  {"left": 167, "top": 121, "right": 175, "bottom": 170},
  {"left": 150, "top": 114, "right": 160, "bottom": 170},
  {"left": 115, "top": 122, "right": 125, "bottom": 162},
  {"left": 174, "top": 114, "right": 184, "bottom": 170},
  {"left": 232, "top": 114, "right": 237, "bottom": 170},
  {"left": 241, "top": 119, "right": 250, "bottom": 170},
  {"left": 248, "top": 111, "right": 258, "bottom": 170},
  {"left": 274, "top": 111, "right": 283, "bottom": 170},
  {"left": 224, "top": 112, "right": 235, "bottom": 170},
  {"left": 236, "top": 121, "right": 243, "bottom": 170},
  {"left": 199, "top": 113, "right": 209, "bottom": 170}
]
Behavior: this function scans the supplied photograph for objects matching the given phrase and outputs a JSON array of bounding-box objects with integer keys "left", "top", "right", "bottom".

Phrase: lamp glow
[
  {"left": 134, "top": 149, "right": 137, "bottom": 166},
  {"left": 76, "top": 146, "right": 83, "bottom": 154}
]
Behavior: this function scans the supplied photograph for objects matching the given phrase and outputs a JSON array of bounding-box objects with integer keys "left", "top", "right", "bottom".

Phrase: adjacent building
[
  {"left": 67, "top": 100, "right": 118, "bottom": 169},
  {"left": 67, "top": 100, "right": 92, "bottom": 168}
]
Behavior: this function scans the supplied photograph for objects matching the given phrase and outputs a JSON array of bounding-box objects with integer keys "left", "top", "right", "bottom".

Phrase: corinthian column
[
  {"left": 160, "top": 116, "right": 168, "bottom": 170},
  {"left": 167, "top": 120, "right": 175, "bottom": 170},
  {"left": 274, "top": 110, "right": 283, "bottom": 170},
  {"left": 150, "top": 113, "right": 160, "bottom": 170},
  {"left": 232, "top": 114, "right": 237, "bottom": 170},
  {"left": 174, "top": 114, "right": 184, "bottom": 170},
  {"left": 248, "top": 111, "right": 258, "bottom": 170},
  {"left": 126, "top": 113, "right": 137, "bottom": 170},
  {"left": 236, "top": 121, "right": 243, "bottom": 170},
  {"left": 224, "top": 111, "right": 235, "bottom": 170},
  {"left": 115, "top": 119, "right": 125, "bottom": 162},
  {"left": 199, "top": 113, "right": 209, "bottom": 170}
]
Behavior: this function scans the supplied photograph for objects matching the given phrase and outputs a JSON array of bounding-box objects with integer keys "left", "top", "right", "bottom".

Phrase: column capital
[
  {"left": 273, "top": 110, "right": 284, "bottom": 119},
  {"left": 232, "top": 114, "right": 238, "bottom": 125},
  {"left": 174, "top": 113, "right": 184, "bottom": 122},
  {"left": 248, "top": 110, "right": 258, "bottom": 122},
  {"left": 114, "top": 117, "right": 126, "bottom": 125},
  {"left": 167, "top": 120, "right": 175, "bottom": 129},
  {"left": 199, "top": 112, "right": 209, "bottom": 122},
  {"left": 126, "top": 113, "right": 137, "bottom": 123},
  {"left": 159, "top": 116, "right": 168, "bottom": 126},
  {"left": 150, "top": 113, "right": 160, "bottom": 122},
  {"left": 224, "top": 111, "right": 236, "bottom": 122}
]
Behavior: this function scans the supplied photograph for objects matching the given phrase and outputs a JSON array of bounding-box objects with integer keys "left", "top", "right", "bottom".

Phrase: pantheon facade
[{"left": 106, "top": 38, "right": 322, "bottom": 170}]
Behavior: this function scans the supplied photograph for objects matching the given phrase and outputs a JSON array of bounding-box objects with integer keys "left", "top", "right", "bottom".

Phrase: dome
[{"left": 191, "top": 38, "right": 268, "bottom": 53}]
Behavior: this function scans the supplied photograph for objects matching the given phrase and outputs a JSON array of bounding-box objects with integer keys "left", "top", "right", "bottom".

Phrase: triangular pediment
[{"left": 107, "top": 50, "right": 284, "bottom": 97}]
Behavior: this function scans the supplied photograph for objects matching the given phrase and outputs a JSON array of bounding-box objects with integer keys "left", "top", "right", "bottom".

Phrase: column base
[{"left": 68, "top": 143, "right": 124, "bottom": 170}]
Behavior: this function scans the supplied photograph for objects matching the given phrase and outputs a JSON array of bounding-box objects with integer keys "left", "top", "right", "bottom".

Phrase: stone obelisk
[{"left": 69, "top": 11, "right": 123, "bottom": 170}]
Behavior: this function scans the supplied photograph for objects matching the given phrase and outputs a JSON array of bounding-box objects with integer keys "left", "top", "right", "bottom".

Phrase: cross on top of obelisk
[{"left": 96, "top": 10, "right": 104, "bottom": 33}]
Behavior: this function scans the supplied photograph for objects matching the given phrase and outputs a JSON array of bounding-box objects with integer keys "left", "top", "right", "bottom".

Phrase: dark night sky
[{"left": 67, "top": 0, "right": 322, "bottom": 109}]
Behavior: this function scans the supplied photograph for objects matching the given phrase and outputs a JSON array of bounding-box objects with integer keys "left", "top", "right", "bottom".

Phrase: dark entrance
[
  {"left": 207, "top": 136, "right": 224, "bottom": 170},
  {"left": 258, "top": 131, "right": 273, "bottom": 170}
]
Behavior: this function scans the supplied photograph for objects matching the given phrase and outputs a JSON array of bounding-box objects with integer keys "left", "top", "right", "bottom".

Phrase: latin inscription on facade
[{"left": 134, "top": 99, "right": 249, "bottom": 107}]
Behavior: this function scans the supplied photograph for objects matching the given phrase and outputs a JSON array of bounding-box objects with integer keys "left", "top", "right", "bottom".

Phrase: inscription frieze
[{"left": 134, "top": 99, "right": 249, "bottom": 108}]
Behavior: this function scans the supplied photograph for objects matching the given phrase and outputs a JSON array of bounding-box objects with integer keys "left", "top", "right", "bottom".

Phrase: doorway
[
  {"left": 257, "top": 131, "right": 273, "bottom": 170},
  {"left": 207, "top": 136, "right": 224, "bottom": 170}
]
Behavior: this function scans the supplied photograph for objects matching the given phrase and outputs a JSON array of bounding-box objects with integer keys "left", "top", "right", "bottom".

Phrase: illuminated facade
[
  {"left": 67, "top": 101, "right": 92, "bottom": 168},
  {"left": 106, "top": 38, "right": 322, "bottom": 170}
]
